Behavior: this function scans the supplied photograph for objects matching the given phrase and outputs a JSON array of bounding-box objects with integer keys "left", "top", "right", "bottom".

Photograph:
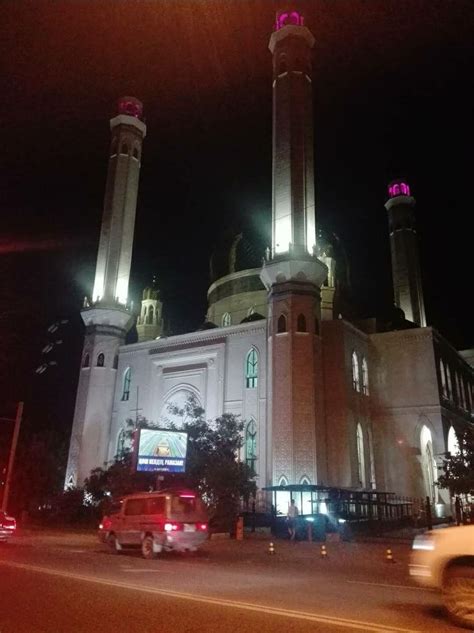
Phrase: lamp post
[{"left": 0, "top": 401, "right": 24, "bottom": 512}]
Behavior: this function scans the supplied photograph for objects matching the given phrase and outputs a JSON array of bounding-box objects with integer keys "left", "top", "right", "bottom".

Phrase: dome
[
  {"left": 209, "top": 229, "right": 267, "bottom": 283},
  {"left": 197, "top": 320, "right": 218, "bottom": 331},
  {"left": 240, "top": 312, "right": 265, "bottom": 324}
]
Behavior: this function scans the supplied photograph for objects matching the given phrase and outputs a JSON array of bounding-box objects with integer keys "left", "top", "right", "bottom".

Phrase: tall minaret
[
  {"left": 65, "top": 97, "right": 146, "bottom": 488},
  {"left": 261, "top": 10, "right": 327, "bottom": 487},
  {"left": 385, "top": 180, "right": 426, "bottom": 327}
]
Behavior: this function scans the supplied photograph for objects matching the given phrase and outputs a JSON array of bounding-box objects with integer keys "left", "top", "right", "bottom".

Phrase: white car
[{"left": 410, "top": 525, "right": 474, "bottom": 628}]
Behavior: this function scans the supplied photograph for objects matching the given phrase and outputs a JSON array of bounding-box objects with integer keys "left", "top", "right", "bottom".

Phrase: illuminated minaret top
[
  {"left": 269, "top": 8, "right": 316, "bottom": 257},
  {"left": 92, "top": 96, "right": 146, "bottom": 306},
  {"left": 385, "top": 179, "right": 426, "bottom": 327}
]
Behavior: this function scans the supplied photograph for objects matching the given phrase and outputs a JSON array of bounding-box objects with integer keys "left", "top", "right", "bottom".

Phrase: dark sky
[{"left": 0, "top": 1, "right": 473, "bottom": 441}]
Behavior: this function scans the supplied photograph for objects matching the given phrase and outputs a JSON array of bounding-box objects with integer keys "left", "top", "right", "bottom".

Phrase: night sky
[{"left": 1, "top": 1, "right": 473, "bottom": 447}]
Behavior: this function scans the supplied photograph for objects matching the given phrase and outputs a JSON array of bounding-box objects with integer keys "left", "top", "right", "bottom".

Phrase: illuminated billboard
[{"left": 136, "top": 429, "right": 188, "bottom": 473}]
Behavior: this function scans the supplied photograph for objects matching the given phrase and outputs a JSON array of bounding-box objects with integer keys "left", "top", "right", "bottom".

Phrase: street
[{"left": 0, "top": 529, "right": 464, "bottom": 632}]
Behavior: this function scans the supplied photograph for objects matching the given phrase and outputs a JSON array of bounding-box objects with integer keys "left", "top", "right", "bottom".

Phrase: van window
[
  {"left": 148, "top": 497, "right": 165, "bottom": 515},
  {"left": 171, "top": 495, "right": 197, "bottom": 515},
  {"left": 124, "top": 498, "right": 147, "bottom": 516}
]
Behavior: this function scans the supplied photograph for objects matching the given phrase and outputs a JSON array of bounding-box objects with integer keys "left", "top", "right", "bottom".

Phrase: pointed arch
[
  {"left": 245, "top": 347, "right": 258, "bottom": 389},
  {"left": 367, "top": 426, "right": 376, "bottom": 490},
  {"left": 352, "top": 351, "right": 360, "bottom": 392},
  {"left": 222, "top": 312, "right": 231, "bottom": 327},
  {"left": 356, "top": 423, "right": 366, "bottom": 488},
  {"left": 361, "top": 357, "right": 369, "bottom": 395},
  {"left": 278, "top": 475, "right": 288, "bottom": 486},
  {"left": 447, "top": 426, "right": 460, "bottom": 456},
  {"left": 116, "top": 428, "right": 127, "bottom": 459},
  {"left": 122, "top": 367, "right": 131, "bottom": 401},
  {"left": 296, "top": 313, "right": 307, "bottom": 332},
  {"left": 83, "top": 353, "right": 90, "bottom": 368},
  {"left": 245, "top": 418, "right": 257, "bottom": 473},
  {"left": 440, "top": 359, "right": 447, "bottom": 398},
  {"left": 147, "top": 305, "right": 154, "bottom": 324},
  {"left": 446, "top": 365, "right": 453, "bottom": 400},
  {"left": 120, "top": 142, "right": 129, "bottom": 155},
  {"left": 420, "top": 425, "right": 437, "bottom": 502},
  {"left": 300, "top": 475, "right": 310, "bottom": 485},
  {"left": 277, "top": 314, "right": 287, "bottom": 333},
  {"left": 96, "top": 353, "right": 105, "bottom": 367}
]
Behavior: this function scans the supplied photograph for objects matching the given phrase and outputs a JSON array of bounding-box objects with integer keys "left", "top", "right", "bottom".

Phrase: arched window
[
  {"left": 279, "top": 55, "right": 287, "bottom": 74},
  {"left": 122, "top": 367, "right": 131, "bottom": 401},
  {"left": 440, "top": 359, "right": 447, "bottom": 398},
  {"left": 447, "top": 426, "right": 460, "bottom": 456},
  {"left": 222, "top": 312, "right": 231, "bottom": 327},
  {"left": 393, "top": 184, "right": 400, "bottom": 195},
  {"left": 314, "top": 318, "right": 319, "bottom": 336},
  {"left": 367, "top": 426, "right": 376, "bottom": 490},
  {"left": 133, "top": 147, "right": 139, "bottom": 160},
  {"left": 120, "top": 143, "right": 128, "bottom": 155},
  {"left": 116, "top": 428, "right": 126, "bottom": 459},
  {"left": 96, "top": 353, "right": 105, "bottom": 367},
  {"left": 247, "top": 306, "right": 255, "bottom": 317},
  {"left": 83, "top": 353, "right": 90, "bottom": 368},
  {"left": 352, "top": 351, "right": 360, "bottom": 392},
  {"left": 420, "top": 426, "right": 437, "bottom": 502},
  {"left": 245, "top": 419, "right": 257, "bottom": 473},
  {"left": 110, "top": 139, "right": 117, "bottom": 155},
  {"left": 296, "top": 314, "right": 306, "bottom": 332},
  {"left": 245, "top": 348, "right": 258, "bottom": 389},
  {"left": 361, "top": 357, "right": 369, "bottom": 395},
  {"left": 278, "top": 476, "right": 288, "bottom": 486},
  {"left": 147, "top": 305, "right": 154, "bottom": 324},
  {"left": 356, "top": 423, "right": 366, "bottom": 488},
  {"left": 446, "top": 365, "right": 453, "bottom": 400},
  {"left": 113, "top": 355, "right": 118, "bottom": 369},
  {"left": 277, "top": 314, "right": 287, "bottom": 333}
]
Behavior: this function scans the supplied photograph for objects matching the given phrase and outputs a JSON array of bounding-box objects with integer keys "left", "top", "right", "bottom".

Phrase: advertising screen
[{"left": 136, "top": 429, "right": 188, "bottom": 473}]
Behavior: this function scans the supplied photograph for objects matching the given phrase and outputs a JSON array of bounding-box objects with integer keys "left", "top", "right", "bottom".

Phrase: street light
[{"left": 0, "top": 401, "right": 24, "bottom": 513}]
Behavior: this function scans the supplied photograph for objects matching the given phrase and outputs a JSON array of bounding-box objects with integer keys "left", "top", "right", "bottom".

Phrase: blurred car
[
  {"left": 409, "top": 525, "right": 474, "bottom": 628},
  {"left": 98, "top": 488, "right": 209, "bottom": 559},
  {"left": 0, "top": 510, "right": 16, "bottom": 542}
]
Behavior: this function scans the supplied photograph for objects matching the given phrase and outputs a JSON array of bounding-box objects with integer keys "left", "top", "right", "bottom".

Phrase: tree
[
  {"left": 438, "top": 428, "right": 474, "bottom": 496},
  {"left": 84, "top": 396, "right": 256, "bottom": 530}
]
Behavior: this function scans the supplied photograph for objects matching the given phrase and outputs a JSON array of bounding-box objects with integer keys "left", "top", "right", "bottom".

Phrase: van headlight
[{"left": 412, "top": 534, "right": 435, "bottom": 551}]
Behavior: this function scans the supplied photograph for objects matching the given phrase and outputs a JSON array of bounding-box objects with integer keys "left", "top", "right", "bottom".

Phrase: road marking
[
  {"left": 0, "top": 560, "right": 422, "bottom": 633},
  {"left": 347, "top": 580, "right": 436, "bottom": 592}
]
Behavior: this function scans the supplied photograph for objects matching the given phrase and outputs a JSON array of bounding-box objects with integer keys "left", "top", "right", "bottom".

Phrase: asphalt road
[{"left": 0, "top": 530, "right": 464, "bottom": 632}]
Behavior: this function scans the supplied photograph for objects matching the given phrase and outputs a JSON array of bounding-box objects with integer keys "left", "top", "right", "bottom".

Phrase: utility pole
[{"left": 1, "top": 401, "right": 24, "bottom": 513}]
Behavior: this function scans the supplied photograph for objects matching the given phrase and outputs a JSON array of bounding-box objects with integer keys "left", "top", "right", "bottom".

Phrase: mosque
[{"left": 65, "top": 9, "right": 473, "bottom": 517}]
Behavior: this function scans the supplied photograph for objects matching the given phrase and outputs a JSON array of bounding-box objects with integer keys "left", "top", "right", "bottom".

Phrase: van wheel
[
  {"left": 142, "top": 535, "right": 156, "bottom": 560},
  {"left": 107, "top": 533, "right": 120, "bottom": 555},
  {"left": 443, "top": 563, "right": 474, "bottom": 628}
]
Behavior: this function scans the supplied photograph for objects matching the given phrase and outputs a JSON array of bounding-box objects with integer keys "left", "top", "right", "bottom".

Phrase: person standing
[{"left": 287, "top": 498, "right": 299, "bottom": 540}]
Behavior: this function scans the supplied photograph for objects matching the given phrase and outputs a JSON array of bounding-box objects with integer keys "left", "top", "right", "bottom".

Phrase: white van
[{"left": 98, "top": 488, "right": 209, "bottom": 559}]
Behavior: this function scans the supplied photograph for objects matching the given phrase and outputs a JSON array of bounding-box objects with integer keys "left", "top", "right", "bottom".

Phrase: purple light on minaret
[
  {"left": 118, "top": 96, "right": 143, "bottom": 120},
  {"left": 388, "top": 181, "right": 411, "bottom": 198},
  {"left": 275, "top": 10, "right": 304, "bottom": 31}
]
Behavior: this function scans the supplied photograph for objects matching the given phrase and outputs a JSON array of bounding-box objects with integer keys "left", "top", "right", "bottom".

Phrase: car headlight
[{"left": 412, "top": 534, "right": 435, "bottom": 551}]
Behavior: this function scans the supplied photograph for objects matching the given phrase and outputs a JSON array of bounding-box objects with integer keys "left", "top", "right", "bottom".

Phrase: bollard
[
  {"left": 320, "top": 544, "right": 327, "bottom": 558},
  {"left": 385, "top": 548, "right": 395, "bottom": 563},
  {"left": 268, "top": 541, "right": 275, "bottom": 555}
]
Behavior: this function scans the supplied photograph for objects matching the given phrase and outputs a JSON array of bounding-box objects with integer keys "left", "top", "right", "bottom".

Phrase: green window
[
  {"left": 245, "top": 348, "right": 258, "bottom": 389},
  {"left": 245, "top": 419, "right": 257, "bottom": 473}
]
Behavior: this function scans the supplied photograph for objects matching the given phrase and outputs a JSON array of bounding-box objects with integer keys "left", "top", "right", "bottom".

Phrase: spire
[{"left": 136, "top": 276, "right": 163, "bottom": 342}]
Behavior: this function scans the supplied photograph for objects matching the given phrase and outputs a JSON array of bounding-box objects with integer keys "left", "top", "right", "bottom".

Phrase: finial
[{"left": 118, "top": 96, "right": 143, "bottom": 120}]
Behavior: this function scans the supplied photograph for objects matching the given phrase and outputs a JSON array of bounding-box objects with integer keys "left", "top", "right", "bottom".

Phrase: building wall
[
  {"left": 322, "top": 320, "right": 372, "bottom": 490},
  {"left": 107, "top": 322, "right": 268, "bottom": 484}
]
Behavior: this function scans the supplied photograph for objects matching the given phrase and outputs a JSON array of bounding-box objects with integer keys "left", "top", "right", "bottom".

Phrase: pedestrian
[{"left": 287, "top": 498, "right": 299, "bottom": 540}]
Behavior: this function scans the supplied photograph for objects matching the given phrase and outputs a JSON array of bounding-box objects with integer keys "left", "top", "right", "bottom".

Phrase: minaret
[
  {"left": 261, "top": 10, "right": 327, "bottom": 486},
  {"left": 385, "top": 180, "right": 426, "bottom": 327},
  {"left": 136, "top": 277, "right": 163, "bottom": 342},
  {"left": 65, "top": 97, "right": 146, "bottom": 488}
]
